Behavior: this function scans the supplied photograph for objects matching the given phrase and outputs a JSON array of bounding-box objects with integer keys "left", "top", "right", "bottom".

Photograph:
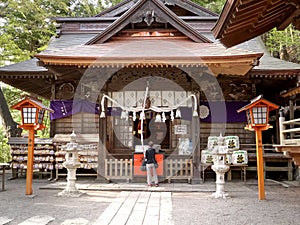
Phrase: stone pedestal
[
  {"left": 211, "top": 134, "right": 230, "bottom": 199},
  {"left": 58, "top": 161, "right": 83, "bottom": 197},
  {"left": 58, "top": 132, "right": 84, "bottom": 197},
  {"left": 211, "top": 163, "right": 230, "bottom": 198}
]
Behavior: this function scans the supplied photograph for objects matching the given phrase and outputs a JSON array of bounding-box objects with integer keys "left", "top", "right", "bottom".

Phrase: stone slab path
[{"left": 93, "top": 191, "right": 173, "bottom": 225}]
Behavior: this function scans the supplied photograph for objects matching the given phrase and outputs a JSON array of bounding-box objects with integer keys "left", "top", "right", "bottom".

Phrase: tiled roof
[
  {"left": 38, "top": 38, "right": 261, "bottom": 59},
  {"left": 0, "top": 58, "right": 47, "bottom": 72},
  {"left": 235, "top": 37, "right": 300, "bottom": 71}
]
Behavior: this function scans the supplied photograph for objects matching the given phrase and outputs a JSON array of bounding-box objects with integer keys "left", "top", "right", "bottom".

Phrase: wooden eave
[
  {"left": 212, "top": 0, "right": 300, "bottom": 48},
  {"left": 0, "top": 70, "right": 53, "bottom": 79},
  {"left": 281, "top": 86, "right": 300, "bottom": 98},
  {"left": 86, "top": 0, "right": 211, "bottom": 44},
  {"left": 35, "top": 39, "right": 263, "bottom": 76},
  {"left": 0, "top": 76, "right": 53, "bottom": 100},
  {"left": 249, "top": 69, "right": 300, "bottom": 78}
]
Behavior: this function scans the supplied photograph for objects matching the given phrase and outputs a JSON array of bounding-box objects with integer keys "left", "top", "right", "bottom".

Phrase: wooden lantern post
[
  {"left": 11, "top": 97, "right": 53, "bottom": 195},
  {"left": 238, "top": 95, "right": 279, "bottom": 200}
]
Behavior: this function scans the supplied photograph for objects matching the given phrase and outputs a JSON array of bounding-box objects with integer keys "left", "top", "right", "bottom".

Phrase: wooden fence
[
  {"left": 104, "top": 158, "right": 194, "bottom": 183},
  {"left": 164, "top": 158, "right": 193, "bottom": 183},
  {"left": 105, "top": 159, "right": 133, "bottom": 182}
]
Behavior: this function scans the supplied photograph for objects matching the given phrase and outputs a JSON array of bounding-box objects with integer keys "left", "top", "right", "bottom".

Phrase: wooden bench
[
  {"left": 242, "top": 144, "right": 294, "bottom": 181},
  {"left": 201, "top": 163, "right": 247, "bottom": 182},
  {"left": 227, "top": 165, "right": 247, "bottom": 181},
  {"left": 247, "top": 152, "right": 293, "bottom": 180}
]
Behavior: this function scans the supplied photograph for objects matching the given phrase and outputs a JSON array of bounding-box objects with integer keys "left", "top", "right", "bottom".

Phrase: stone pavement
[
  {"left": 93, "top": 191, "right": 173, "bottom": 225},
  {"left": 0, "top": 177, "right": 299, "bottom": 225},
  {"left": 38, "top": 179, "right": 249, "bottom": 192}
]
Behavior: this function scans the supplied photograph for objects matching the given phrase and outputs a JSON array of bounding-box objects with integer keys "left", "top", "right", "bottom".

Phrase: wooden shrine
[{"left": 1, "top": 0, "right": 300, "bottom": 182}]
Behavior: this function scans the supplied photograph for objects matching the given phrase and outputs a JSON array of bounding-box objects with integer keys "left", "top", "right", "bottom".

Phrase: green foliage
[
  {"left": 0, "top": 126, "right": 11, "bottom": 163},
  {"left": 264, "top": 25, "right": 300, "bottom": 63},
  {"left": 193, "top": 0, "right": 226, "bottom": 14},
  {"left": 37, "top": 98, "right": 51, "bottom": 138},
  {"left": 68, "top": 0, "right": 106, "bottom": 17},
  {"left": 0, "top": 0, "right": 108, "bottom": 66},
  {"left": 0, "top": 0, "right": 58, "bottom": 62}
]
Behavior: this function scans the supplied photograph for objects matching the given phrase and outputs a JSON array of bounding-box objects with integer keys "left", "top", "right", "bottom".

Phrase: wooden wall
[
  {"left": 52, "top": 113, "right": 99, "bottom": 135},
  {"left": 199, "top": 122, "right": 255, "bottom": 149}
]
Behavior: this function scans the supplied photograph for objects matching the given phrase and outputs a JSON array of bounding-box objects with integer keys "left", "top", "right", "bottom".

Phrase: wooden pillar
[
  {"left": 50, "top": 81, "right": 56, "bottom": 138},
  {"left": 26, "top": 129, "right": 35, "bottom": 195},
  {"left": 289, "top": 99, "right": 294, "bottom": 139},
  {"left": 255, "top": 127, "right": 265, "bottom": 200},
  {"left": 192, "top": 92, "right": 201, "bottom": 184},
  {"left": 279, "top": 109, "right": 285, "bottom": 145},
  {"left": 97, "top": 97, "right": 108, "bottom": 182}
]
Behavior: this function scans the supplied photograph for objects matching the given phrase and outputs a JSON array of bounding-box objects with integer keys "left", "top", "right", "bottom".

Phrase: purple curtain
[
  {"left": 200, "top": 101, "right": 248, "bottom": 123},
  {"left": 50, "top": 100, "right": 99, "bottom": 120},
  {"left": 50, "top": 100, "right": 247, "bottom": 123}
]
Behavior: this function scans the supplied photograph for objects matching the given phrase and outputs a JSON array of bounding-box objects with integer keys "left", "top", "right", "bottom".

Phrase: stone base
[
  {"left": 95, "top": 175, "right": 110, "bottom": 183},
  {"left": 57, "top": 189, "right": 85, "bottom": 198},
  {"left": 191, "top": 177, "right": 202, "bottom": 184},
  {"left": 212, "top": 192, "right": 229, "bottom": 199}
]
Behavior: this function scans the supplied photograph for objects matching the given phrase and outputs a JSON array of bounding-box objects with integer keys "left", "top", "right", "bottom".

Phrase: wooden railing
[
  {"left": 274, "top": 115, "right": 300, "bottom": 168},
  {"left": 105, "top": 159, "right": 133, "bottom": 182},
  {"left": 279, "top": 117, "right": 300, "bottom": 145}
]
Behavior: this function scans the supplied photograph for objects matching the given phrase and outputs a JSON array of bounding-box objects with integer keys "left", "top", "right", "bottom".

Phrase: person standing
[{"left": 145, "top": 141, "right": 159, "bottom": 187}]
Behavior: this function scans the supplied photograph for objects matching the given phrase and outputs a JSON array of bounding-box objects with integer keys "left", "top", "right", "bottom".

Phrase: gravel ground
[
  {"left": 0, "top": 179, "right": 117, "bottom": 224},
  {"left": 172, "top": 182, "right": 300, "bottom": 225},
  {"left": 0, "top": 178, "right": 299, "bottom": 225}
]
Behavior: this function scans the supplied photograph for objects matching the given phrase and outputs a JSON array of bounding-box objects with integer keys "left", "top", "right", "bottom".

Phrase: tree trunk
[{"left": 0, "top": 87, "right": 22, "bottom": 137}]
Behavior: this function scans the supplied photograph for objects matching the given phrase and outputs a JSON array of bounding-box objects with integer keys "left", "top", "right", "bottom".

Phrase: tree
[
  {"left": 193, "top": 0, "right": 226, "bottom": 14},
  {"left": 0, "top": 0, "right": 108, "bottom": 66},
  {"left": 0, "top": 126, "right": 11, "bottom": 163},
  {"left": 0, "top": 86, "right": 22, "bottom": 137},
  {"left": 263, "top": 25, "right": 300, "bottom": 64}
]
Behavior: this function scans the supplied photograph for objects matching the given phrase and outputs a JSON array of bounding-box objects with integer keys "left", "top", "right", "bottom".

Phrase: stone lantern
[
  {"left": 211, "top": 134, "right": 230, "bottom": 198},
  {"left": 58, "top": 131, "right": 83, "bottom": 197}
]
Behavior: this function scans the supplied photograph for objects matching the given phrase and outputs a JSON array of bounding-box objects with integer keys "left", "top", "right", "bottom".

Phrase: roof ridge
[{"left": 85, "top": 0, "right": 211, "bottom": 45}]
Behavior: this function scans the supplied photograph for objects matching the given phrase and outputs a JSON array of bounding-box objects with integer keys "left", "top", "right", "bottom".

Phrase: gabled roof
[
  {"left": 97, "top": 0, "right": 219, "bottom": 18},
  {"left": 212, "top": 0, "right": 300, "bottom": 48},
  {"left": 86, "top": 0, "right": 212, "bottom": 44},
  {"left": 3, "top": 0, "right": 300, "bottom": 101}
]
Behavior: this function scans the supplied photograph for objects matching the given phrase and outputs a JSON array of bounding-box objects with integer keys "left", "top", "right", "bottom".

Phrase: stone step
[
  {"left": 0, "top": 217, "right": 13, "bottom": 225},
  {"left": 18, "top": 215, "right": 55, "bottom": 225}
]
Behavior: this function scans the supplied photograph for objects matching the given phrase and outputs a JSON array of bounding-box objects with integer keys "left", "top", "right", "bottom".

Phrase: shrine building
[{"left": 1, "top": 0, "right": 300, "bottom": 182}]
